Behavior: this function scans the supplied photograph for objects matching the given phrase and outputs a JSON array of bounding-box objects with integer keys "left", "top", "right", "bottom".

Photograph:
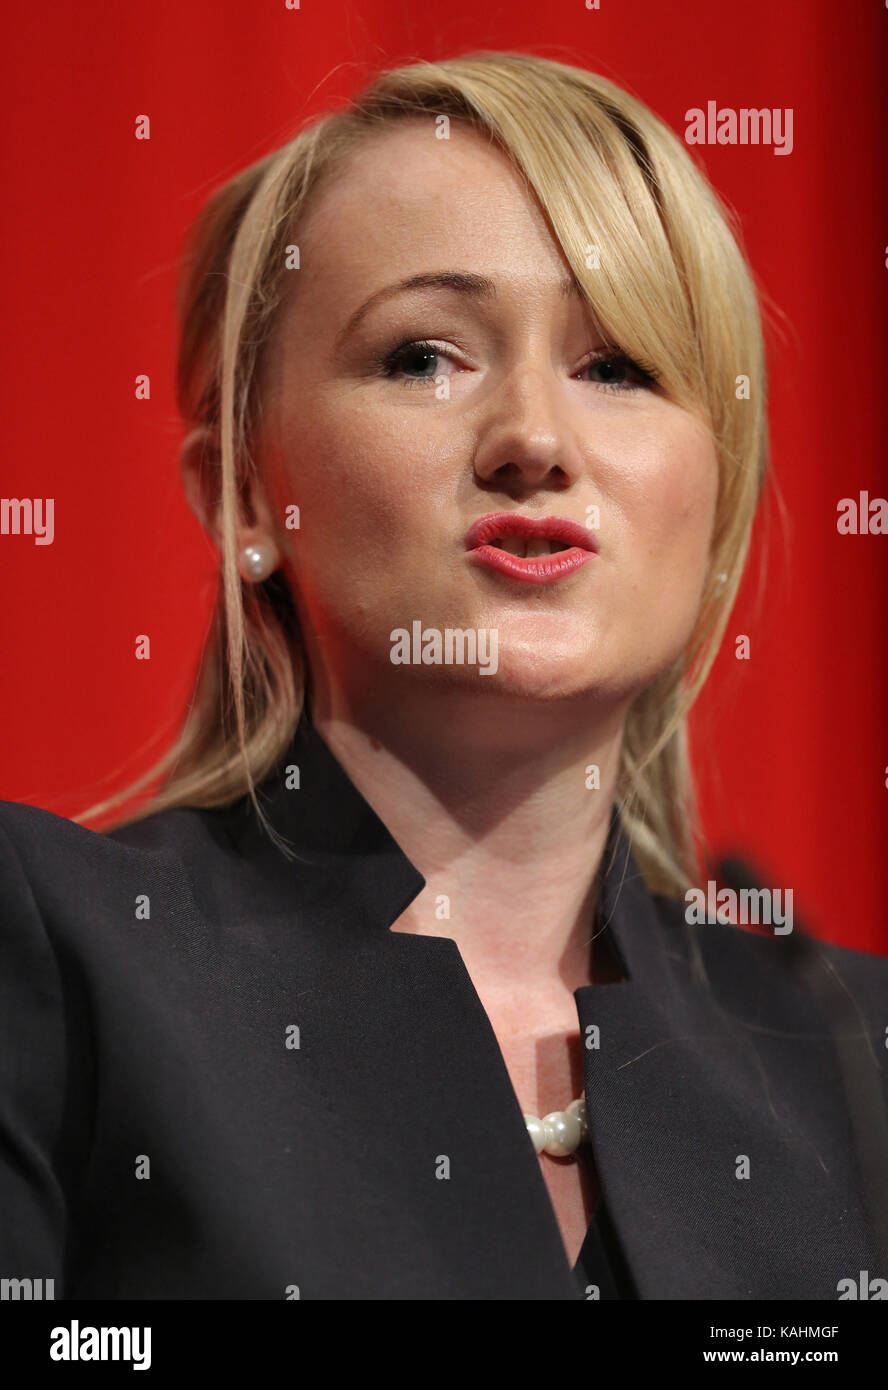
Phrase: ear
[
  {"left": 179, "top": 426, "right": 281, "bottom": 553},
  {"left": 180, "top": 426, "right": 222, "bottom": 547}
]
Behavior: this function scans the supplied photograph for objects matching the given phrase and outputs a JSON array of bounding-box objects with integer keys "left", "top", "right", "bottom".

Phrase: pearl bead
[
  {"left": 525, "top": 1096, "right": 588, "bottom": 1157},
  {"left": 542, "top": 1110, "right": 583, "bottom": 1157},
  {"left": 239, "top": 544, "right": 274, "bottom": 581},
  {"left": 566, "top": 1098, "right": 588, "bottom": 1139},
  {"left": 523, "top": 1114, "right": 547, "bottom": 1153}
]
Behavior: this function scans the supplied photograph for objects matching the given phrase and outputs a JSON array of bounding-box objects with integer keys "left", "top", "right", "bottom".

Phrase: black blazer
[{"left": 1, "top": 711, "right": 887, "bottom": 1301}]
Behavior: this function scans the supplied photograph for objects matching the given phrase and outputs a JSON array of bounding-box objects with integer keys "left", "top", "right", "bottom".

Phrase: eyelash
[{"left": 376, "top": 339, "right": 660, "bottom": 393}]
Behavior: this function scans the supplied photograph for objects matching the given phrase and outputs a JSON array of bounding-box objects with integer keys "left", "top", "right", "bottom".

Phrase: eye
[
  {"left": 377, "top": 339, "right": 460, "bottom": 385},
  {"left": 578, "top": 350, "right": 659, "bottom": 393}
]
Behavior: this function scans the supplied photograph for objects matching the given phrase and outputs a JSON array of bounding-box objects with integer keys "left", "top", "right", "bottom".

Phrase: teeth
[
  {"left": 491, "top": 537, "right": 571, "bottom": 557},
  {"left": 525, "top": 538, "right": 556, "bottom": 558},
  {"left": 499, "top": 537, "right": 528, "bottom": 556}
]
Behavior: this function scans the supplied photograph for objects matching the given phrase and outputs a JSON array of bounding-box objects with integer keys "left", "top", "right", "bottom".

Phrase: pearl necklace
[{"left": 524, "top": 1097, "right": 588, "bottom": 1157}]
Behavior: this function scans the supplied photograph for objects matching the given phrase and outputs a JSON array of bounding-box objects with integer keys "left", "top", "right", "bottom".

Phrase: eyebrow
[{"left": 335, "top": 269, "right": 581, "bottom": 346}]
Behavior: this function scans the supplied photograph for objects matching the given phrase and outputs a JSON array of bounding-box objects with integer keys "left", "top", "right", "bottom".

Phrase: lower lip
[{"left": 468, "top": 544, "right": 593, "bottom": 584}]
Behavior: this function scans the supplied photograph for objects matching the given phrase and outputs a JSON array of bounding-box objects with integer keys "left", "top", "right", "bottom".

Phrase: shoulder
[
  {"left": 0, "top": 796, "right": 241, "bottom": 939},
  {"left": 0, "top": 795, "right": 212, "bottom": 870},
  {"left": 651, "top": 885, "right": 888, "bottom": 1028},
  {"left": 0, "top": 794, "right": 231, "bottom": 860}
]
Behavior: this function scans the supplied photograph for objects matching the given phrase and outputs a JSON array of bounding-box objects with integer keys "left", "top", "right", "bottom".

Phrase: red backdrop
[{"left": 1, "top": 0, "right": 885, "bottom": 952}]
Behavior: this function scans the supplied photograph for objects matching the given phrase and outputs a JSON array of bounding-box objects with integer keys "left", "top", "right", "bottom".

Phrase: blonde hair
[{"left": 76, "top": 51, "right": 768, "bottom": 896}]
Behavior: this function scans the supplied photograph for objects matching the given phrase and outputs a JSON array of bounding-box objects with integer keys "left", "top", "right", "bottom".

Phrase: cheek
[
  {"left": 620, "top": 436, "right": 718, "bottom": 585},
  {"left": 269, "top": 400, "right": 439, "bottom": 591},
  {"left": 597, "top": 440, "right": 717, "bottom": 693}
]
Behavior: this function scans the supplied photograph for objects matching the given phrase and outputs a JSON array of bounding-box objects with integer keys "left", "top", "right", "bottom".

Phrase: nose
[{"left": 472, "top": 364, "right": 586, "bottom": 494}]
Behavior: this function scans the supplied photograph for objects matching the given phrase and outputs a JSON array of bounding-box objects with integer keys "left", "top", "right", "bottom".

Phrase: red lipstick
[{"left": 465, "top": 512, "right": 598, "bottom": 584}]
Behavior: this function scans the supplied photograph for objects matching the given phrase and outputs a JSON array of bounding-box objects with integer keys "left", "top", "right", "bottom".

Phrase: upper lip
[{"left": 465, "top": 512, "right": 599, "bottom": 552}]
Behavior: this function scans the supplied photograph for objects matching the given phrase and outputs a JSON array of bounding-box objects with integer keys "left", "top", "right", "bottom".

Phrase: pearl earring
[{"left": 238, "top": 542, "right": 277, "bottom": 583}]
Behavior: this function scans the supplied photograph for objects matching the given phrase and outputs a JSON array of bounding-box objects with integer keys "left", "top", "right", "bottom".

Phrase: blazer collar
[
  {"left": 234, "top": 705, "right": 427, "bottom": 934},
  {"left": 235, "top": 705, "right": 702, "bottom": 1299},
  {"left": 245, "top": 704, "right": 650, "bottom": 968}
]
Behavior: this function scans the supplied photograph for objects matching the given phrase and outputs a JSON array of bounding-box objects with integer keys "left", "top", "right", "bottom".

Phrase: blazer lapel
[
  {"left": 576, "top": 820, "right": 876, "bottom": 1299},
  {"left": 229, "top": 709, "right": 582, "bottom": 1298}
]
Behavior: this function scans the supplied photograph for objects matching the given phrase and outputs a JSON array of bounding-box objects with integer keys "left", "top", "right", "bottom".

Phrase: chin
[
  {"left": 452, "top": 644, "right": 620, "bottom": 703},
  {"left": 475, "top": 638, "right": 681, "bottom": 708}
]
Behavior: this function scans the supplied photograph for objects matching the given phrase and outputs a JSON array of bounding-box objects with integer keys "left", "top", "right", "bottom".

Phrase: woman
[{"left": 1, "top": 51, "right": 886, "bottom": 1302}]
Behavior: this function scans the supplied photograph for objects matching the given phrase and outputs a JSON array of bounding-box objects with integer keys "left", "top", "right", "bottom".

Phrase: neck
[{"left": 310, "top": 683, "right": 628, "bottom": 1000}]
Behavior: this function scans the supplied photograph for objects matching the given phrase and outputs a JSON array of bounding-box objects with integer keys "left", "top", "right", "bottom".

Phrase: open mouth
[
  {"left": 486, "top": 538, "right": 574, "bottom": 557},
  {"left": 464, "top": 513, "right": 598, "bottom": 582}
]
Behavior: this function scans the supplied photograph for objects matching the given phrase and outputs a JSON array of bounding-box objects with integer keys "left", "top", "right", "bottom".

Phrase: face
[{"left": 255, "top": 120, "right": 719, "bottom": 717}]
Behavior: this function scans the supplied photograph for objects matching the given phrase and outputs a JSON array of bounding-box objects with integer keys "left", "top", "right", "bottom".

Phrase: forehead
[{"left": 292, "top": 120, "right": 570, "bottom": 287}]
